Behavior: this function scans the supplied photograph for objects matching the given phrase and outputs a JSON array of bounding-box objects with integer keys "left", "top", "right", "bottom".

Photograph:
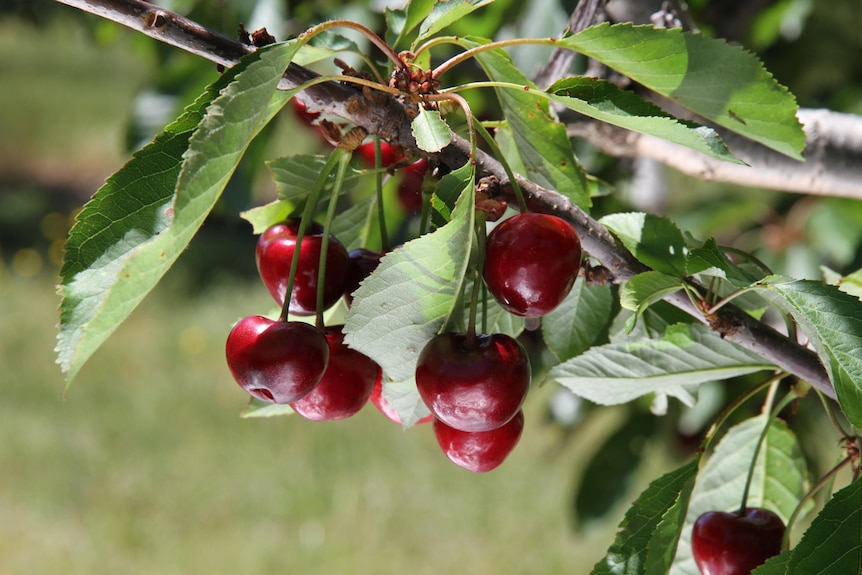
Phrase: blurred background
[{"left": 2, "top": 0, "right": 861, "bottom": 573}]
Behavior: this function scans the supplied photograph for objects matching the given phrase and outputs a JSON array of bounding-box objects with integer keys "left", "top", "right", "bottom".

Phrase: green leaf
[
  {"left": 601, "top": 212, "right": 687, "bottom": 276},
  {"left": 546, "top": 324, "right": 774, "bottom": 408},
  {"left": 620, "top": 271, "right": 684, "bottom": 333},
  {"left": 381, "top": 377, "right": 432, "bottom": 428},
  {"left": 417, "top": 0, "right": 494, "bottom": 43},
  {"left": 822, "top": 265, "right": 862, "bottom": 300},
  {"left": 57, "top": 41, "right": 301, "bottom": 384},
  {"left": 330, "top": 195, "right": 378, "bottom": 252},
  {"left": 670, "top": 416, "right": 809, "bottom": 575},
  {"left": 412, "top": 107, "right": 453, "bottom": 153},
  {"left": 685, "top": 238, "right": 760, "bottom": 287},
  {"left": 241, "top": 398, "right": 295, "bottom": 418},
  {"left": 591, "top": 460, "right": 697, "bottom": 575},
  {"left": 294, "top": 32, "right": 361, "bottom": 67},
  {"left": 268, "top": 154, "right": 364, "bottom": 204},
  {"left": 548, "top": 77, "right": 741, "bottom": 163},
  {"left": 343, "top": 163, "right": 475, "bottom": 426},
  {"left": 643, "top": 467, "right": 697, "bottom": 575},
  {"left": 240, "top": 199, "right": 294, "bottom": 234},
  {"left": 576, "top": 409, "right": 660, "bottom": 528},
  {"left": 754, "top": 277, "right": 862, "bottom": 429},
  {"left": 786, "top": 478, "right": 862, "bottom": 575},
  {"left": 542, "top": 277, "right": 613, "bottom": 362},
  {"left": 466, "top": 38, "right": 591, "bottom": 210},
  {"left": 560, "top": 23, "right": 805, "bottom": 159},
  {"left": 751, "top": 552, "right": 792, "bottom": 575}
]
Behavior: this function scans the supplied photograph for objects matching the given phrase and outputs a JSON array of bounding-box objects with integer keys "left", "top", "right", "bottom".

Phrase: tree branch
[
  {"left": 567, "top": 109, "right": 862, "bottom": 199},
  {"left": 53, "top": 0, "right": 835, "bottom": 399}
]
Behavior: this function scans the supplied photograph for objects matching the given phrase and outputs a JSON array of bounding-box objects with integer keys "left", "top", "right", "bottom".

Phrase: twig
[{"left": 53, "top": 0, "right": 836, "bottom": 400}]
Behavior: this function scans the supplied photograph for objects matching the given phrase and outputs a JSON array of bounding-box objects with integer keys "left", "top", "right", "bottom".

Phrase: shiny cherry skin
[
  {"left": 343, "top": 248, "right": 383, "bottom": 306},
  {"left": 397, "top": 158, "right": 428, "bottom": 213},
  {"left": 692, "top": 508, "right": 785, "bottom": 575},
  {"left": 355, "top": 140, "right": 404, "bottom": 169},
  {"left": 434, "top": 410, "right": 524, "bottom": 472},
  {"left": 290, "top": 325, "right": 379, "bottom": 421},
  {"left": 415, "top": 332, "right": 530, "bottom": 432},
  {"left": 225, "top": 316, "right": 329, "bottom": 404},
  {"left": 256, "top": 220, "right": 350, "bottom": 315},
  {"left": 483, "top": 213, "right": 582, "bottom": 318},
  {"left": 369, "top": 379, "right": 434, "bottom": 425}
]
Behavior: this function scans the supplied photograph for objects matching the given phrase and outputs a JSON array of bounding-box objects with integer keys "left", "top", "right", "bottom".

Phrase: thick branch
[
  {"left": 54, "top": 0, "right": 835, "bottom": 399},
  {"left": 567, "top": 109, "right": 862, "bottom": 199}
]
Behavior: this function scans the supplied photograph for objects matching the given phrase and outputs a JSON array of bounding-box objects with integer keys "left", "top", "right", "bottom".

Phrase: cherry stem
[
  {"left": 469, "top": 210, "right": 489, "bottom": 342},
  {"left": 315, "top": 150, "right": 351, "bottom": 329},
  {"left": 373, "top": 137, "right": 391, "bottom": 252},
  {"left": 703, "top": 285, "right": 760, "bottom": 315},
  {"left": 306, "top": 19, "right": 407, "bottom": 71},
  {"left": 278, "top": 149, "right": 345, "bottom": 322},
  {"left": 738, "top": 389, "right": 799, "bottom": 516},
  {"left": 814, "top": 386, "right": 852, "bottom": 438},
  {"left": 782, "top": 454, "right": 853, "bottom": 550},
  {"left": 699, "top": 372, "right": 788, "bottom": 457},
  {"left": 432, "top": 37, "right": 559, "bottom": 79},
  {"left": 474, "top": 121, "right": 527, "bottom": 213}
]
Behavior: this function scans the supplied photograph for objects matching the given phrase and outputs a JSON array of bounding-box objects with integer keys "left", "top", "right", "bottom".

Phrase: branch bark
[{"left": 53, "top": 0, "right": 836, "bottom": 399}]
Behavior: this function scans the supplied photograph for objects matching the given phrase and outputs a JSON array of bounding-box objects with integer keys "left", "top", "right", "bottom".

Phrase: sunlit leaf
[
  {"left": 601, "top": 212, "right": 687, "bottom": 277},
  {"left": 412, "top": 106, "right": 453, "bottom": 152},
  {"left": 417, "top": 0, "right": 494, "bottom": 42},
  {"left": 542, "top": 278, "right": 613, "bottom": 362}
]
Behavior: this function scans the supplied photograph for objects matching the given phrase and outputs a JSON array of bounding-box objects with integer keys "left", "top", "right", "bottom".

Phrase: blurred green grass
[{"left": 0, "top": 270, "right": 615, "bottom": 574}]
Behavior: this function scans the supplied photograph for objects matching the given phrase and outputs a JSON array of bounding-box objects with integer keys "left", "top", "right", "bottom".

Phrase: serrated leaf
[
  {"left": 241, "top": 398, "right": 295, "bottom": 418},
  {"left": 240, "top": 199, "right": 295, "bottom": 234},
  {"left": 686, "top": 238, "right": 760, "bottom": 287},
  {"left": 601, "top": 212, "right": 687, "bottom": 276},
  {"left": 57, "top": 41, "right": 301, "bottom": 384},
  {"left": 466, "top": 38, "right": 590, "bottom": 210},
  {"left": 755, "top": 276, "right": 862, "bottom": 428},
  {"left": 786, "top": 478, "right": 861, "bottom": 575},
  {"left": 343, "top": 163, "right": 475, "bottom": 425},
  {"left": 591, "top": 460, "right": 697, "bottom": 575},
  {"left": 417, "top": 0, "right": 494, "bottom": 42},
  {"left": 560, "top": 23, "right": 805, "bottom": 159},
  {"left": 542, "top": 277, "right": 613, "bottom": 362},
  {"left": 620, "top": 271, "right": 683, "bottom": 333},
  {"left": 546, "top": 324, "right": 774, "bottom": 407},
  {"left": 643, "top": 467, "right": 697, "bottom": 575},
  {"left": 751, "top": 552, "right": 792, "bottom": 575},
  {"left": 670, "top": 416, "right": 809, "bottom": 575},
  {"left": 412, "top": 106, "right": 453, "bottom": 152},
  {"left": 548, "top": 77, "right": 741, "bottom": 163},
  {"left": 330, "top": 195, "right": 378, "bottom": 252},
  {"left": 268, "top": 154, "right": 364, "bottom": 203}
]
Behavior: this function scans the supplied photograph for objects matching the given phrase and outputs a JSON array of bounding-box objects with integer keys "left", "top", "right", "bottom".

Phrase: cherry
[
  {"left": 415, "top": 332, "right": 530, "bottom": 432},
  {"left": 290, "top": 325, "right": 380, "bottom": 421},
  {"left": 256, "top": 219, "right": 350, "bottom": 315},
  {"left": 691, "top": 508, "right": 785, "bottom": 575},
  {"left": 369, "top": 379, "right": 434, "bottom": 425},
  {"left": 397, "top": 158, "right": 428, "bottom": 213},
  {"left": 355, "top": 140, "right": 405, "bottom": 169},
  {"left": 225, "top": 316, "right": 329, "bottom": 404},
  {"left": 483, "top": 213, "right": 582, "bottom": 318},
  {"left": 434, "top": 410, "right": 524, "bottom": 472},
  {"left": 343, "top": 248, "right": 383, "bottom": 306}
]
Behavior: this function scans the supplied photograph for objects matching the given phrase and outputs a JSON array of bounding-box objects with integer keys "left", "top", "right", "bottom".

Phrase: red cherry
[
  {"left": 397, "top": 158, "right": 428, "bottom": 213},
  {"left": 343, "top": 248, "right": 383, "bottom": 306},
  {"left": 692, "top": 508, "right": 785, "bottom": 575},
  {"left": 355, "top": 141, "right": 405, "bottom": 169},
  {"left": 290, "top": 325, "right": 379, "bottom": 421},
  {"left": 434, "top": 410, "right": 524, "bottom": 472},
  {"left": 225, "top": 316, "right": 329, "bottom": 404},
  {"left": 256, "top": 220, "right": 350, "bottom": 315},
  {"left": 415, "top": 332, "right": 531, "bottom": 432},
  {"left": 483, "top": 213, "right": 582, "bottom": 318},
  {"left": 369, "top": 379, "right": 434, "bottom": 425}
]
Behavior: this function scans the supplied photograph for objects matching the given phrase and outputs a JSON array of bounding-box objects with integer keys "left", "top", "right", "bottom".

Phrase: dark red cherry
[
  {"left": 692, "top": 508, "right": 785, "bottom": 575},
  {"left": 256, "top": 220, "right": 350, "bottom": 315},
  {"left": 344, "top": 248, "right": 383, "bottom": 306},
  {"left": 483, "top": 213, "right": 582, "bottom": 318},
  {"left": 369, "top": 379, "right": 434, "bottom": 425},
  {"left": 290, "top": 325, "right": 379, "bottom": 421},
  {"left": 415, "top": 332, "right": 530, "bottom": 432},
  {"left": 397, "top": 158, "right": 428, "bottom": 213},
  {"left": 355, "top": 140, "right": 405, "bottom": 169},
  {"left": 225, "top": 316, "right": 329, "bottom": 404},
  {"left": 434, "top": 410, "right": 524, "bottom": 472}
]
